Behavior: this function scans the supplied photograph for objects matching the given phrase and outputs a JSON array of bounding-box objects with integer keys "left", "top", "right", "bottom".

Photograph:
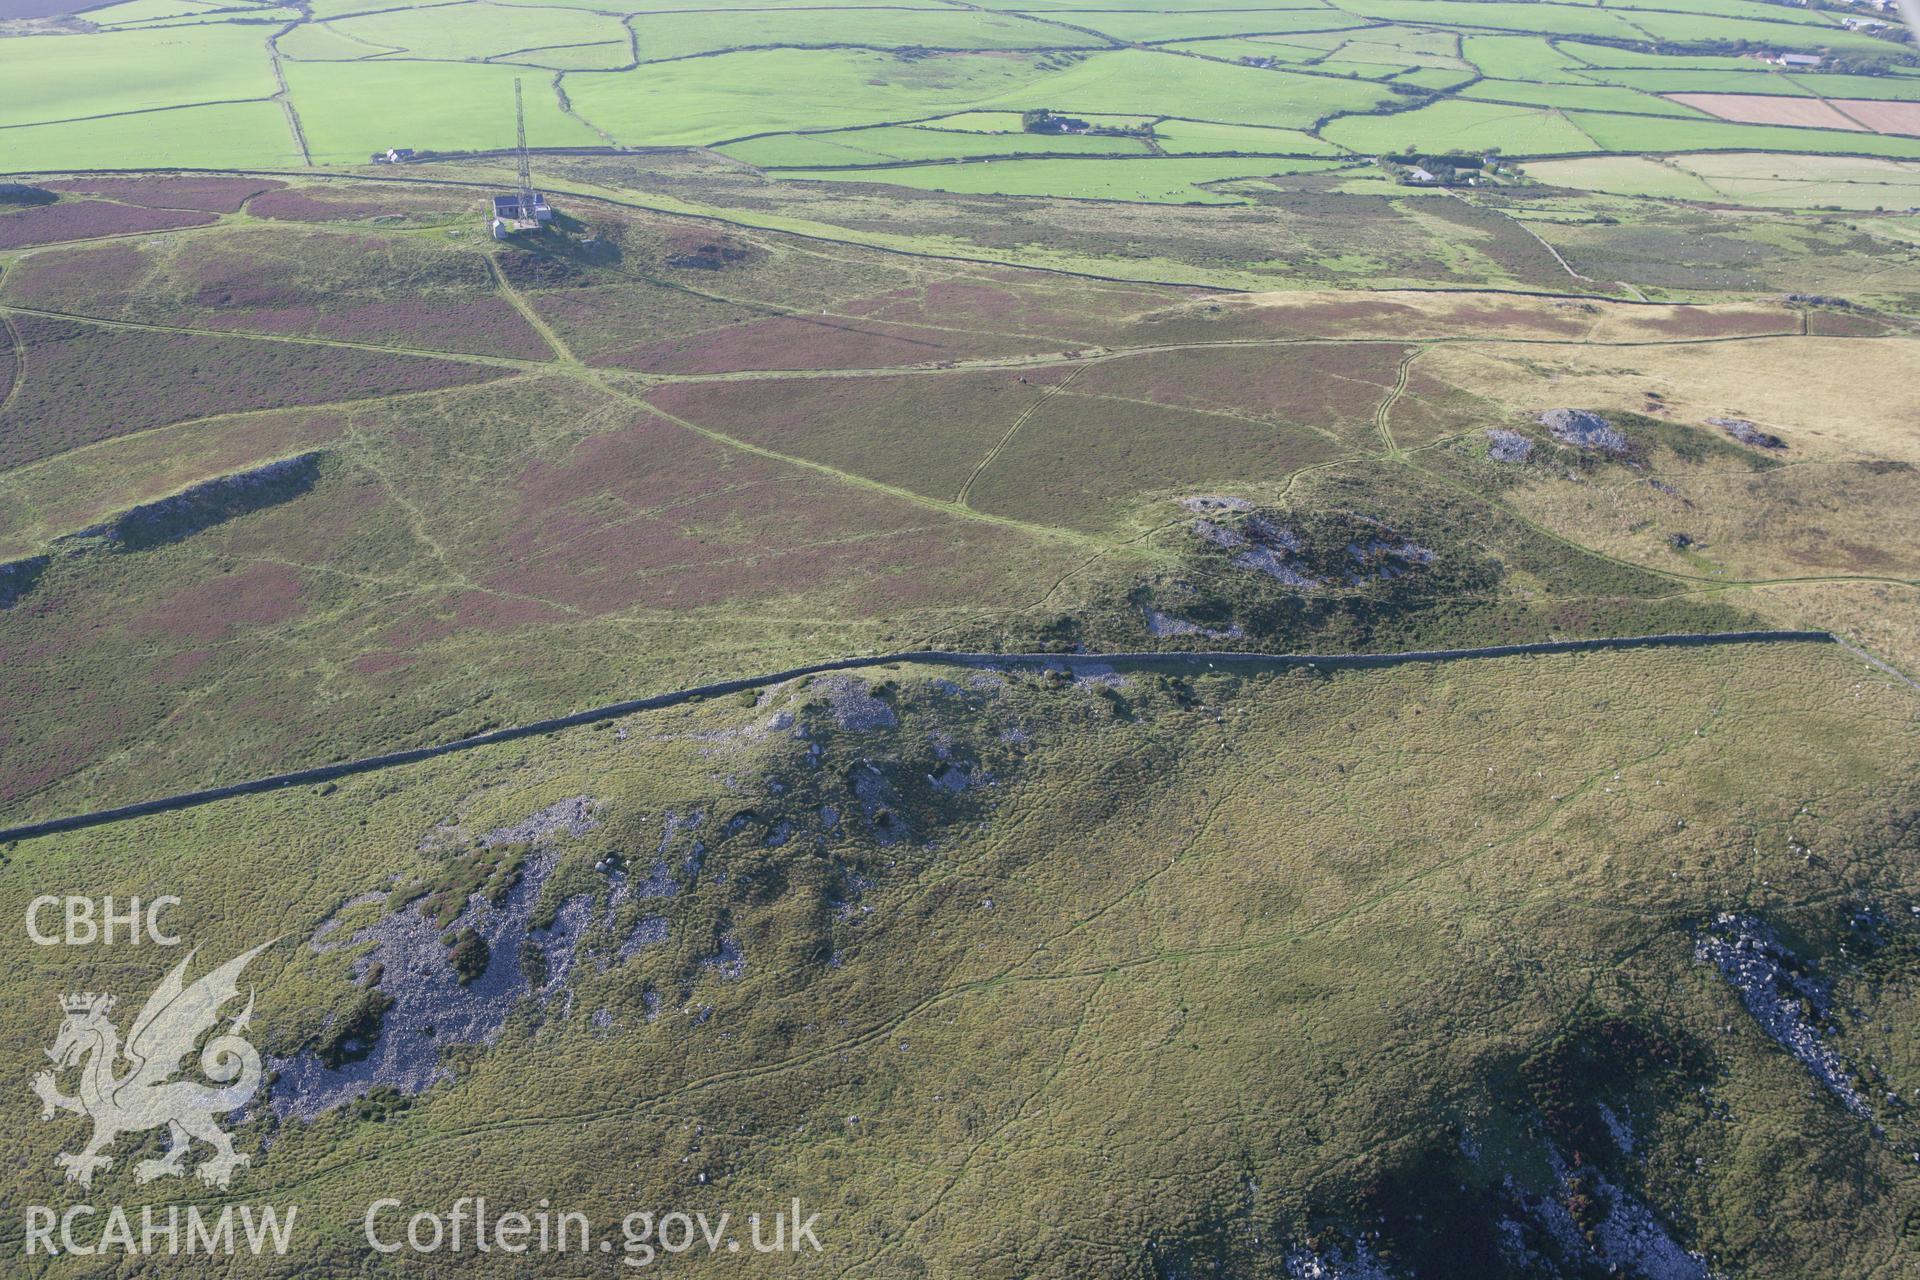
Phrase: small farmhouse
[{"left": 490, "top": 190, "right": 553, "bottom": 238}]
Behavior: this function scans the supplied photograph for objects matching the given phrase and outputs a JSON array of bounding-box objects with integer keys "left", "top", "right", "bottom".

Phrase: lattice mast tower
[{"left": 514, "top": 78, "right": 534, "bottom": 205}]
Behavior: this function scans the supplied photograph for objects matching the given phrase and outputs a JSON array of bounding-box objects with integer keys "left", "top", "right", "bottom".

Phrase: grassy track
[{"left": 955, "top": 365, "right": 1084, "bottom": 507}]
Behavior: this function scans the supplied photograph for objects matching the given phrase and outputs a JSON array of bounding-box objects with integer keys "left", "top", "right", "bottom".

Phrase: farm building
[
  {"left": 1769, "top": 52, "right": 1823, "bottom": 67},
  {"left": 490, "top": 190, "right": 552, "bottom": 239},
  {"left": 492, "top": 191, "right": 551, "bottom": 222}
]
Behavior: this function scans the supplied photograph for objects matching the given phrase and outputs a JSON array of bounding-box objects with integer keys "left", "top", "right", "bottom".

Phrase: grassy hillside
[
  {"left": 7, "top": 178, "right": 1915, "bottom": 827},
  {"left": 1, "top": 22, "right": 1918, "bottom": 1264},
  {"left": 2, "top": 642, "right": 1914, "bottom": 1276}
]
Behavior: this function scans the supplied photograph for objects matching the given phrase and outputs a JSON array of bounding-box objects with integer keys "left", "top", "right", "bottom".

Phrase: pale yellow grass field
[
  {"left": 1668, "top": 92, "right": 1865, "bottom": 132},
  {"left": 1831, "top": 99, "right": 1920, "bottom": 138},
  {"left": 1220, "top": 289, "right": 1802, "bottom": 344},
  {"left": 1424, "top": 336, "right": 1920, "bottom": 465},
  {"left": 1421, "top": 336, "right": 1920, "bottom": 585}
]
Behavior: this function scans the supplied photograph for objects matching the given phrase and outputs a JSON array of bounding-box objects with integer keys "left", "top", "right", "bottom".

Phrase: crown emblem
[{"left": 60, "top": 992, "right": 114, "bottom": 1016}]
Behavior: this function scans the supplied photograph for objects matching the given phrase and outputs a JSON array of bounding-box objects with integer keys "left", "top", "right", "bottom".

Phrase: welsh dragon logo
[{"left": 32, "top": 942, "right": 273, "bottom": 1189}]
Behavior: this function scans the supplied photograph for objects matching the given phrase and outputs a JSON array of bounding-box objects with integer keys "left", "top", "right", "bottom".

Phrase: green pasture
[
  {"left": 0, "top": 101, "right": 303, "bottom": 172},
  {"left": 1626, "top": 10, "right": 1891, "bottom": 52},
  {"left": 899, "top": 110, "right": 1026, "bottom": 133},
  {"left": 1569, "top": 110, "right": 1920, "bottom": 160},
  {"left": 1557, "top": 41, "right": 1785, "bottom": 71},
  {"left": 1067, "top": 7, "right": 1366, "bottom": 43},
  {"left": 1322, "top": 98, "right": 1600, "bottom": 155},
  {"left": 629, "top": 8, "right": 1090, "bottom": 61},
  {"left": 1394, "top": 66, "right": 1477, "bottom": 91},
  {"left": 1580, "top": 68, "right": 1818, "bottom": 95},
  {"left": 1460, "top": 79, "right": 1713, "bottom": 118},
  {"left": 325, "top": 3, "right": 631, "bottom": 63},
  {"left": 1785, "top": 73, "right": 1920, "bottom": 101},
  {"left": 1524, "top": 151, "right": 1920, "bottom": 208},
  {"left": 1605, "top": 0, "right": 1843, "bottom": 22},
  {"left": 918, "top": 110, "right": 1155, "bottom": 134},
  {"left": 1159, "top": 36, "right": 1330, "bottom": 63},
  {"left": 968, "top": 0, "right": 1334, "bottom": 8},
  {"left": 0, "top": 24, "right": 275, "bottom": 130},
  {"left": 84, "top": 0, "right": 242, "bottom": 27},
  {"left": 965, "top": 48, "right": 1397, "bottom": 125},
  {"left": 1461, "top": 34, "right": 1592, "bottom": 80},
  {"left": 1329, "top": 40, "right": 1465, "bottom": 72},
  {"left": 1152, "top": 120, "right": 1345, "bottom": 155},
  {"left": 1337, "top": 0, "right": 1648, "bottom": 40},
  {"left": 1328, "top": 62, "right": 1424, "bottom": 81},
  {"left": 566, "top": 45, "right": 1394, "bottom": 147},
  {"left": 274, "top": 20, "right": 396, "bottom": 61},
  {"left": 564, "top": 47, "right": 1058, "bottom": 145},
  {"left": 118, "top": 7, "right": 302, "bottom": 30},
  {"left": 1324, "top": 24, "right": 1466, "bottom": 65},
  {"left": 778, "top": 155, "right": 1350, "bottom": 202},
  {"left": 284, "top": 61, "right": 603, "bottom": 162},
  {"left": 516, "top": 41, "right": 637, "bottom": 71},
  {"left": 719, "top": 125, "right": 1153, "bottom": 168},
  {"left": 1600, "top": 0, "right": 1839, "bottom": 24}
]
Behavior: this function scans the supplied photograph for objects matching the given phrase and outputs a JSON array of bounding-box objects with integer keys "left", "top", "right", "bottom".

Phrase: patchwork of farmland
[{"left": 1, "top": 0, "right": 1918, "bottom": 204}]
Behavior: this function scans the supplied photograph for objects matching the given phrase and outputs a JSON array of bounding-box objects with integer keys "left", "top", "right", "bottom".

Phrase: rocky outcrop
[{"left": 1540, "top": 409, "right": 1628, "bottom": 455}]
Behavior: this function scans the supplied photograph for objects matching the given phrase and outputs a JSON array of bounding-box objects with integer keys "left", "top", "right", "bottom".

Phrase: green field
[
  {"left": 84, "top": 0, "right": 252, "bottom": 26},
  {"left": 627, "top": 8, "right": 1089, "bottom": 61},
  {"left": 1462, "top": 33, "right": 1592, "bottom": 80},
  {"left": 1558, "top": 40, "right": 1789, "bottom": 71},
  {"left": 1581, "top": 67, "right": 1820, "bottom": 95},
  {"left": 285, "top": 61, "right": 604, "bottom": 162},
  {"left": 963, "top": 48, "right": 1398, "bottom": 125},
  {"left": 323, "top": 3, "right": 631, "bottom": 64},
  {"left": 1786, "top": 71, "right": 1920, "bottom": 99},
  {"left": 0, "top": 24, "right": 275, "bottom": 130},
  {"left": 780, "top": 155, "right": 1351, "bottom": 202},
  {"left": 1527, "top": 150, "right": 1920, "bottom": 208},
  {"left": 565, "top": 47, "right": 1064, "bottom": 146},
  {"left": 0, "top": 101, "right": 304, "bottom": 172},
  {"left": 1459, "top": 78, "right": 1716, "bottom": 118},
  {"left": 1569, "top": 110, "right": 1920, "bottom": 160},
  {"left": 1151, "top": 119, "right": 1346, "bottom": 155},
  {"left": 1322, "top": 98, "right": 1603, "bottom": 155},
  {"left": 1626, "top": 9, "right": 1893, "bottom": 52},
  {"left": 718, "top": 125, "right": 1153, "bottom": 169},
  {"left": 1339, "top": 0, "right": 1648, "bottom": 40},
  {"left": 1067, "top": 7, "right": 1367, "bottom": 42}
]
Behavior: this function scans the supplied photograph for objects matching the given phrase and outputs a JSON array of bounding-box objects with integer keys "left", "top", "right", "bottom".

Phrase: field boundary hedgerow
[{"left": 0, "top": 630, "right": 1863, "bottom": 846}]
